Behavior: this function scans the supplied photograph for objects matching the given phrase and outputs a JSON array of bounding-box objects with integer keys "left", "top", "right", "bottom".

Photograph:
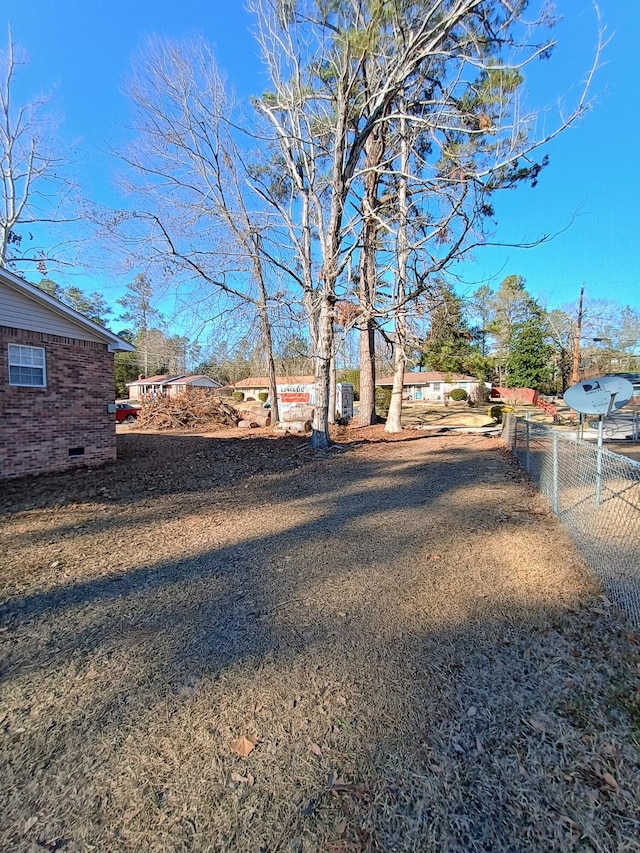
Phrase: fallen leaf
[
  {"left": 429, "top": 763, "right": 444, "bottom": 773},
  {"left": 467, "top": 706, "right": 477, "bottom": 717},
  {"left": 123, "top": 808, "right": 141, "bottom": 823},
  {"left": 602, "top": 772, "right": 618, "bottom": 789},
  {"left": 310, "top": 742, "right": 323, "bottom": 757},
  {"left": 559, "top": 814, "right": 581, "bottom": 832},
  {"left": 528, "top": 718, "right": 548, "bottom": 734},
  {"left": 23, "top": 817, "right": 37, "bottom": 834},
  {"left": 231, "top": 736, "right": 256, "bottom": 757}
]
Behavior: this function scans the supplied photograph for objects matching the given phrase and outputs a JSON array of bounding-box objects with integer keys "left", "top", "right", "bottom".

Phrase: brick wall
[
  {"left": 493, "top": 386, "right": 539, "bottom": 405},
  {"left": 0, "top": 326, "right": 117, "bottom": 479}
]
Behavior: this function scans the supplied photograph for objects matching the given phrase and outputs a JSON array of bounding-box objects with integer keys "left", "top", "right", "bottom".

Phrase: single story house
[
  {"left": 376, "top": 371, "right": 487, "bottom": 402},
  {"left": 0, "top": 267, "right": 135, "bottom": 480},
  {"left": 126, "top": 374, "right": 183, "bottom": 400},
  {"left": 126, "top": 374, "right": 222, "bottom": 400}
]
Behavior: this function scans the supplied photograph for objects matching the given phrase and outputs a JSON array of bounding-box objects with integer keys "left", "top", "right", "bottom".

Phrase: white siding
[{"left": 0, "top": 283, "right": 106, "bottom": 343}]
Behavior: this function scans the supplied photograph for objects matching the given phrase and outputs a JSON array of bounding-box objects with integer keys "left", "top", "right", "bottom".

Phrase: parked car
[{"left": 115, "top": 403, "right": 139, "bottom": 424}]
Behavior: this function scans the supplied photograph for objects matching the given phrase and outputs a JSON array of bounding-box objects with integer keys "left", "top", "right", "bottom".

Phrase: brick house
[
  {"left": 0, "top": 268, "right": 135, "bottom": 479},
  {"left": 125, "top": 374, "right": 183, "bottom": 401},
  {"left": 126, "top": 374, "right": 222, "bottom": 400}
]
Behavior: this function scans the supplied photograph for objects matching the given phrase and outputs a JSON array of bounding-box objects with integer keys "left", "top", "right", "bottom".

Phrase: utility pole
[{"left": 571, "top": 285, "right": 585, "bottom": 385}]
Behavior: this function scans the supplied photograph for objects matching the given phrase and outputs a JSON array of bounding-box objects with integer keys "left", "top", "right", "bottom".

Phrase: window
[
  {"left": 8, "top": 344, "right": 46, "bottom": 387},
  {"left": 432, "top": 382, "right": 441, "bottom": 391}
]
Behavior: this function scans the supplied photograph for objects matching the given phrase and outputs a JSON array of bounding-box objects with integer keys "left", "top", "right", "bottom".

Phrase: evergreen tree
[
  {"left": 63, "top": 286, "right": 112, "bottom": 326},
  {"left": 420, "top": 285, "right": 474, "bottom": 375},
  {"left": 505, "top": 316, "right": 552, "bottom": 390},
  {"left": 35, "top": 278, "right": 112, "bottom": 326}
]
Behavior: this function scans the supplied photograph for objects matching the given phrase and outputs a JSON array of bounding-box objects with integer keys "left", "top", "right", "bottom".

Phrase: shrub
[
  {"left": 375, "top": 387, "right": 392, "bottom": 416},
  {"left": 469, "top": 384, "right": 491, "bottom": 406},
  {"left": 232, "top": 391, "right": 244, "bottom": 402},
  {"left": 258, "top": 392, "right": 268, "bottom": 403},
  {"left": 450, "top": 388, "right": 468, "bottom": 402},
  {"left": 218, "top": 387, "right": 233, "bottom": 398},
  {"left": 488, "top": 404, "right": 515, "bottom": 423}
]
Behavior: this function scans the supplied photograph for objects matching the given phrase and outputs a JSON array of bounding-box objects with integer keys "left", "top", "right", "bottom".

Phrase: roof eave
[{"left": 0, "top": 267, "right": 135, "bottom": 352}]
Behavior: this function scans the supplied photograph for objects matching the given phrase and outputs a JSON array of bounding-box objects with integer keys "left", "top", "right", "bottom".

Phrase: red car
[{"left": 115, "top": 403, "right": 139, "bottom": 424}]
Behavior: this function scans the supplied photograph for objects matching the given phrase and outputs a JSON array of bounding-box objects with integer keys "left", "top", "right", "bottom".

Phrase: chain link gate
[{"left": 503, "top": 415, "right": 640, "bottom": 625}]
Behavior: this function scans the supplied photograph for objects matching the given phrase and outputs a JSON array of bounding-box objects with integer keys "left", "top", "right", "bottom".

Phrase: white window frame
[{"left": 8, "top": 344, "right": 47, "bottom": 388}]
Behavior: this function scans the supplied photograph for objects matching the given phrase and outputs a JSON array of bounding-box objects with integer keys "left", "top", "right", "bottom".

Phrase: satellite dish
[{"left": 564, "top": 375, "right": 634, "bottom": 415}]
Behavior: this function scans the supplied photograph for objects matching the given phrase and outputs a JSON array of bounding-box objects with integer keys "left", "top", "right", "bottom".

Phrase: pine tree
[{"left": 421, "top": 286, "right": 473, "bottom": 375}]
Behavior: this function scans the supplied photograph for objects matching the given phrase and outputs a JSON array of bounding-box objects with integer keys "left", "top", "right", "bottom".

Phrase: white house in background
[
  {"left": 376, "top": 371, "right": 486, "bottom": 402},
  {"left": 126, "top": 374, "right": 222, "bottom": 400}
]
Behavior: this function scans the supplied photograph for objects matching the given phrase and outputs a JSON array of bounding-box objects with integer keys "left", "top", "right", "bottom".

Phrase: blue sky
[{"left": 4, "top": 0, "right": 639, "bottom": 320}]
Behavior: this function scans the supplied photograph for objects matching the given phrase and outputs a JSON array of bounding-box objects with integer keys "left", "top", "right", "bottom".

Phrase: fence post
[
  {"left": 634, "top": 411, "right": 639, "bottom": 442},
  {"left": 595, "top": 416, "right": 604, "bottom": 506},
  {"left": 525, "top": 413, "right": 531, "bottom": 472},
  {"left": 552, "top": 431, "right": 559, "bottom": 514}
]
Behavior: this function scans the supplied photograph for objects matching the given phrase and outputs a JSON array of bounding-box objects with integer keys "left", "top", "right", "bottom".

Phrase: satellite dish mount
[{"left": 563, "top": 375, "right": 634, "bottom": 504}]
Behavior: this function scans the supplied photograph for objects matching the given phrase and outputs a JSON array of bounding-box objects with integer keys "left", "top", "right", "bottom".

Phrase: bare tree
[
  {"left": 364, "top": 4, "right": 603, "bottom": 431},
  {"left": 0, "top": 29, "right": 79, "bottom": 271},
  {"left": 114, "top": 37, "right": 282, "bottom": 420},
  {"left": 385, "top": 95, "right": 410, "bottom": 433},
  {"left": 250, "top": 0, "right": 603, "bottom": 444},
  {"left": 251, "top": 0, "right": 502, "bottom": 446}
]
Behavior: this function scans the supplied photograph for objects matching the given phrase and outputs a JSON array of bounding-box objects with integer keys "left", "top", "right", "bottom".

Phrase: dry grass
[{"left": 1, "top": 426, "right": 639, "bottom": 852}]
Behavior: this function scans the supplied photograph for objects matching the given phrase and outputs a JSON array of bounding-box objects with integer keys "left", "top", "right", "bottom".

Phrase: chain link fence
[{"left": 503, "top": 415, "right": 640, "bottom": 626}]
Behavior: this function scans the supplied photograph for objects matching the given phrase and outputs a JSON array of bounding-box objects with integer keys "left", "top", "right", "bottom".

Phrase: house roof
[
  {"left": 126, "top": 374, "right": 183, "bottom": 386},
  {"left": 0, "top": 266, "right": 135, "bottom": 352},
  {"left": 165, "top": 375, "right": 222, "bottom": 386},
  {"left": 376, "top": 371, "right": 478, "bottom": 386},
  {"left": 233, "top": 375, "right": 315, "bottom": 388}
]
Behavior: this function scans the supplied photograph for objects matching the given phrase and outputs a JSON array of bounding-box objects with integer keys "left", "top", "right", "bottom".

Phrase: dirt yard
[{"left": 1, "top": 425, "right": 639, "bottom": 852}]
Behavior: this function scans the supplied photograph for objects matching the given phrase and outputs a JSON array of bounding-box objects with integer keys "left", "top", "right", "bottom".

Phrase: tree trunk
[
  {"left": 311, "top": 297, "right": 333, "bottom": 449},
  {"left": 357, "top": 122, "right": 384, "bottom": 426},
  {"left": 359, "top": 322, "right": 377, "bottom": 425},
  {"left": 386, "top": 322, "right": 407, "bottom": 433},
  {"left": 385, "top": 98, "right": 408, "bottom": 434},
  {"left": 328, "top": 338, "right": 337, "bottom": 424}
]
